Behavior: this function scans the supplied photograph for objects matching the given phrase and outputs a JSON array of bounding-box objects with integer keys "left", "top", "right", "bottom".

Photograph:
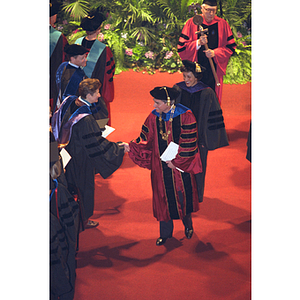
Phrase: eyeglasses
[{"left": 202, "top": 6, "right": 217, "bottom": 14}]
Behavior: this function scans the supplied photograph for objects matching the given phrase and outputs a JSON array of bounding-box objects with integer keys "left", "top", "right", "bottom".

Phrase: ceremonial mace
[{"left": 189, "top": 3, "right": 220, "bottom": 86}]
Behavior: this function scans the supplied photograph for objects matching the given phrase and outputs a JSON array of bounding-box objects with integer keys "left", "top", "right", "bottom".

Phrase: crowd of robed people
[{"left": 49, "top": 0, "right": 235, "bottom": 299}]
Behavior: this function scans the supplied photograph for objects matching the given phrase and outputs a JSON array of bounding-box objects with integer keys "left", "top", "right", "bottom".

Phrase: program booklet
[
  {"left": 160, "top": 142, "right": 184, "bottom": 172},
  {"left": 60, "top": 148, "right": 71, "bottom": 168},
  {"left": 101, "top": 125, "right": 115, "bottom": 138}
]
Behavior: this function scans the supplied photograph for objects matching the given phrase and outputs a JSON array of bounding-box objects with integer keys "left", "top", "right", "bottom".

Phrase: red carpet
[{"left": 74, "top": 70, "right": 251, "bottom": 300}]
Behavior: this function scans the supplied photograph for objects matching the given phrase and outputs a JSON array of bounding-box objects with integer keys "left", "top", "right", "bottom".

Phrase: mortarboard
[
  {"left": 203, "top": 0, "right": 218, "bottom": 6},
  {"left": 50, "top": 0, "right": 60, "bottom": 17},
  {"left": 65, "top": 44, "right": 89, "bottom": 56},
  {"left": 81, "top": 12, "right": 105, "bottom": 31},
  {"left": 182, "top": 60, "right": 206, "bottom": 73},
  {"left": 150, "top": 86, "right": 180, "bottom": 101}
]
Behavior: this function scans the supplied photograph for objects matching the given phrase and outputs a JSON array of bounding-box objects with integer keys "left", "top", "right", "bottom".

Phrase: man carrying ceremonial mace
[{"left": 177, "top": 0, "right": 236, "bottom": 104}]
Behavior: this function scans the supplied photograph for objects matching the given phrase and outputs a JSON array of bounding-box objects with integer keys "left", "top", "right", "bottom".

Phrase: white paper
[
  {"left": 60, "top": 148, "right": 71, "bottom": 168},
  {"left": 160, "top": 141, "right": 179, "bottom": 161},
  {"left": 102, "top": 125, "right": 115, "bottom": 138},
  {"left": 160, "top": 142, "right": 184, "bottom": 172}
]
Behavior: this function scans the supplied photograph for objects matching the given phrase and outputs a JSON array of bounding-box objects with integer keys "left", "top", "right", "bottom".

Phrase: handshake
[{"left": 118, "top": 142, "right": 130, "bottom": 153}]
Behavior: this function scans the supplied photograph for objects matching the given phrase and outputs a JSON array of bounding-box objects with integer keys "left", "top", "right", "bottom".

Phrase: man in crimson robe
[
  {"left": 75, "top": 11, "right": 115, "bottom": 126},
  {"left": 128, "top": 86, "right": 202, "bottom": 246},
  {"left": 177, "top": 0, "right": 236, "bottom": 104}
]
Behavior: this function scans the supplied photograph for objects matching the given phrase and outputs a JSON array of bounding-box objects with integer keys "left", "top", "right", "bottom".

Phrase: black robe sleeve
[
  {"left": 199, "top": 88, "right": 229, "bottom": 150},
  {"left": 77, "top": 115, "right": 125, "bottom": 179},
  {"left": 50, "top": 181, "right": 79, "bottom": 300},
  {"left": 175, "top": 85, "right": 229, "bottom": 151}
]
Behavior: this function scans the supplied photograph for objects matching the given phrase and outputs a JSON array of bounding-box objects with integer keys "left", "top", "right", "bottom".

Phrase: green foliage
[
  {"left": 55, "top": 0, "right": 251, "bottom": 82},
  {"left": 223, "top": 32, "right": 251, "bottom": 84},
  {"left": 221, "top": 0, "right": 251, "bottom": 84},
  {"left": 62, "top": 0, "right": 90, "bottom": 20}
]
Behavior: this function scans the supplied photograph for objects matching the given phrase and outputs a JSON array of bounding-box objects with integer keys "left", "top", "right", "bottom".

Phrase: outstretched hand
[{"left": 119, "top": 142, "right": 130, "bottom": 153}]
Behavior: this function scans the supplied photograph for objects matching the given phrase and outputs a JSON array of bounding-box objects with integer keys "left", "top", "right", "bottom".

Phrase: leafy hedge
[{"left": 55, "top": 0, "right": 251, "bottom": 84}]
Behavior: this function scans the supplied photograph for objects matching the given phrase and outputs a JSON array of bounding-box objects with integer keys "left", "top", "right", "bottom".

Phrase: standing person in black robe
[
  {"left": 75, "top": 11, "right": 115, "bottom": 126},
  {"left": 54, "top": 44, "right": 88, "bottom": 112},
  {"left": 50, "top": 0, "right": 68, "bottom": 112},
  {"left": 55, "top": 44, "right": 109, "bottom": 122},
  {"left": 51, "top": 78, "right": 128, "bottom": 228},
  {"left": 50, "top": 130, "right": 79, "bottom": 300},
  {"left": 175, "top": 60, "right": 229, "bottom": 202}
]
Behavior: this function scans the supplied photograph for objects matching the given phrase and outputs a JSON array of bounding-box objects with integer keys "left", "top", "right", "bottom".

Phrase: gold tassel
[
  {"left": 160, "top": 87, "right": 171, "bottom": 106},
  {"left": 195, "top": 62, "right": 202, "bottom": 73}
]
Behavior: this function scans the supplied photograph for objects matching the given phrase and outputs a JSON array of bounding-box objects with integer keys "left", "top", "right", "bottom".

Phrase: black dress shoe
[
  {"left": 185, "top": 227, "right": 193, "bottom": 239},
  {"left": 156, "top": 237, "right": 169, "bottom": 246},
  {"left": 85, "top": 220, "right": 99, "bottom": 229}
]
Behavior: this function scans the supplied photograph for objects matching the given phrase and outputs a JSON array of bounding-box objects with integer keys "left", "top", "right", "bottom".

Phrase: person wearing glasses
[{"left": 177, "top": 0, "right": 236, "bottom": 104}]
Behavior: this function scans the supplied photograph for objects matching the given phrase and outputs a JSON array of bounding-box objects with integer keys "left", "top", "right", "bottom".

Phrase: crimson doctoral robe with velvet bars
[
  {"left": 177, "top": 15, "right": 236, "bottom": 104},
  {"left": 129, "top": 104, "right": 202, "bottom": 222}
]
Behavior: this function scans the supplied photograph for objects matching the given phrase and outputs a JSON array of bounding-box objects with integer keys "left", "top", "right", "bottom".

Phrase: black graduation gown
[
  {"left": 50, "top": 182, "right": 79, "bottom": 300},
  {"left": 80, "top": 38, "right": 115, "bottom": 99},
  {"left": 78, "top": 38, "right": 115, "bottom": 125},
  {"left": 63, "top": 102, "right": 125, "bottom": 220},
  {"left": 50, "top": 131, "right": 79, "bottom": 300},
  {"left": 175, "top": 82, "right": 229, "bottom": 202},
  {"left": 175, "top": 83, "right": 228, "bottom": 150},
  {"left": 60, "top": 64, "right": 86, "bottom": 99},
  {"left": 55, "top": 63, "right": 108, "bottom": 121}
]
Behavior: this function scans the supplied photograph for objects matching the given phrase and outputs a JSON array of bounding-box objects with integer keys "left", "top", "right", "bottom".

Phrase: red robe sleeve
[
  {"left": 177, "top": 18, "right": 198, "bottom": 62},
  {"left": 128, "top": 114, "right": 153, "bottom": 170},
  {"left": 171, "top": 111, "right": 202, "bottom": 174},
  {"left": 212, "top": 17, "right": 236, "bottom": 103},
  {"left": 129, "top": 111, "right": 202, "bottom": 174},
  {"left": 213, "top": 17, "right": 236, "bottom": 76},
  {"left": 178, "top": 17, "right": 236, "bottom": 77},
  {"left": 101, "top": 47, "right": 115, "bottom": 104},
  {"left": 62, "top": 34, "right": 69, "bottom": 63},
  {"left": 178, "top": 16, "right": 236, "bottom": 104}
]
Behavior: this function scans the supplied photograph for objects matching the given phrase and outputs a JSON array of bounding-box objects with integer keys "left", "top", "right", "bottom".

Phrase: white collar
[
  {"left": 78, "top": 96, "right": 92, "bottom": 107},
  {"left": 68, "top": 62, "right": 80, "bottom": 68}
]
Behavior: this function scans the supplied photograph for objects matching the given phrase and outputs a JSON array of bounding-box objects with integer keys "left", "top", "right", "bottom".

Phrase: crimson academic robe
[
  {"left": 129, "top": 104, "right": 202, "bottom": 222},
  {"left": 177, "top": 16, "right": 236, "bottom": 104},
  {"left": 76, "top": 37, "right": 115, "bottom": 126}
]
